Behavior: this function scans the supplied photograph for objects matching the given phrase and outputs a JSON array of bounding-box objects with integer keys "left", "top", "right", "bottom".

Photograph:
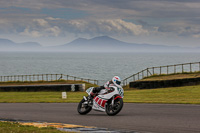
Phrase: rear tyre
[
  {"left": 77, "top": 97, "right": 92, "bottom": 115},
  {"left": 106, "top": 98, "right": 123, "bottom": 116}
]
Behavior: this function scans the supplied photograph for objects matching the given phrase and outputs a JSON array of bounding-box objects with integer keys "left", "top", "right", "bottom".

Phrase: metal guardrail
[
  {"left": 1, "top": 62, "right": 200, "bottom": 87},
  {"left": 122, "top": 62, "right": 200, "bottom": 86},
  {"left": 0, "top": 74, "right": 99, "bottom": 85}
]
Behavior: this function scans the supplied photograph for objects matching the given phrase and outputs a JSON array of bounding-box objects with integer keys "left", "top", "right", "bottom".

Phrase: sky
[{"left": 0, "top": 0, "right": 200, "bottom": 47}]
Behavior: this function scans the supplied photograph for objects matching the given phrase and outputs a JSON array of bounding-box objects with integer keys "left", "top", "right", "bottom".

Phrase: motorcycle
[{"left": 77, "top": 85, "right": 124, "bottom": 116}]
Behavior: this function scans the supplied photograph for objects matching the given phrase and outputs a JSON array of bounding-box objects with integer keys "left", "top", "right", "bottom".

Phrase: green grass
[
  {"left": 0, "top": 85, "right": 200, "bottom": 104},
  {"left": 142, "top": 71, "right": 200, "bottom": 81},
  {"left": 0, "top": 92, "right": 85, "bottom": 103},
  {"left": 124, "top": 85, "right": 200, "bottom": 104},
  {"left": 0, "top": 121, "right": 66, "bottom": 133},
  {"left": 0, "top": 80, "right": 98, "bottom": 89}
]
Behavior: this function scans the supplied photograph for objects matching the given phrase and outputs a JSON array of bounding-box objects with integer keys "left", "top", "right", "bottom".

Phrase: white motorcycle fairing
[{"left": 86, "top": 86, "right": 124, "bottom": 112}]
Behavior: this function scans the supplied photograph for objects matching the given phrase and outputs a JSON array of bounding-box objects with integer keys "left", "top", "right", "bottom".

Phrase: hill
[
  {"left": 56, "top": 36, "right": 194, "bottom": 52},
  {"left": 0, "top": 36, "right": 199, "bottom": 52},
  {"left": 0, "top": 38, "right": 41, "bottom": 51}
]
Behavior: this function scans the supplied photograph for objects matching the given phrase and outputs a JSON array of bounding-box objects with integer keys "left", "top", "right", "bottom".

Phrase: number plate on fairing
[{"left": 117, "top": 88, "right": 124, "bottom": 97}]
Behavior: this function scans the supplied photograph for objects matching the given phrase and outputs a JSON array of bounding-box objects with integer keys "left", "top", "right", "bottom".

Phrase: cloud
[
  {"left": 33, "top": 19, "right": 49, "bottom": 27},
  {"left": 193, "top": 34, "right": 200, "bottom": 38},
  {"left": 1, "top": 0, "right": 199, "bottom": 19},
  {"left": 45, "top": 26, "right": 61, "bottom": 37},
  {"left": 19, "top": 18, "right": 61, "bottom": 37},
  {"left": 158, "top": 21, "right": 200, "bottom": 37},
  {"left": 20, "top": 28, "right": 43, "bottom": 38},
  {"left": 65, "top": 19, "right": 149, "bottom": 36},
  {"left": 0, "top": 0, "right": 200, "bottom": 47},
  {"left": 46, "top": 17, "right": 61, "bottom": 20},
  {"left": 20, "top": 26, "right": 61, "bottom": 38},
  {"left": 15, "top": 18, "right": 148, "bottom": 38}
]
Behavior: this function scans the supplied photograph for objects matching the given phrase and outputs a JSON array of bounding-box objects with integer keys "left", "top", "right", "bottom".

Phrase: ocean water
[{"left": 0, "top": 52, "right": 200, "bottom": 82}]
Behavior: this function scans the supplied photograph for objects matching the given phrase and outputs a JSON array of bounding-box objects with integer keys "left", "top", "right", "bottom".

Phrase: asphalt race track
[{"left": 0, "top": 103, "right": 200, "bottom": 133}]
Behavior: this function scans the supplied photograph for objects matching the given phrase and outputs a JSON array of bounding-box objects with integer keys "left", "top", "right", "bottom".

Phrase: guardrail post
[
  {"left": 182, "top": 64, "right": 184, "bottom": 73},
  {"left": 167, "top": 66, "right": 169, "bottom": 74},
  {"left": 160, "top": 67, "right": 162, "bottom": 75},
  {"left": 174, "top": 65, "right": 176, "bottom": 74},
  {"left": 153, "top": 67, "right": 154, "bottom": 75},
  {"left": 142, "top": 70, "right": 144, "bottom": 78},
  {"left": 46, "top": 74, "right": 48, "bottom": 81},
  {"left": 199, "top": 62, "right": 200, "bottom": 71},
  {"left": 56, "top": 74, "right": 58, "bottom": 81}
]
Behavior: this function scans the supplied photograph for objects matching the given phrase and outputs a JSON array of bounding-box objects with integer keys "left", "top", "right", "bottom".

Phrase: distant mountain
[
  {"left": 56, "top": 36, "right": 194, "bottom": 52},
  {"left": 0, "top": 38, "right": 41, "bottom": 51},
  {"left": 0, "top": 36, "right": 199, "bottom": 52},
  {"left": 0, "top": 38, "right": 16, "bottom": 47}
]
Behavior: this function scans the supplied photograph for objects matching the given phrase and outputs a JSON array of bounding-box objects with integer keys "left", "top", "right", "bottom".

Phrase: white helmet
[{"left": 112, "top": 76, "right": 121, "bottom": 86}]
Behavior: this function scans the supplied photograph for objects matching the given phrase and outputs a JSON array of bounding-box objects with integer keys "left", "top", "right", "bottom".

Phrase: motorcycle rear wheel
[
  {"left": 77, "top": 97, "right": 92, "bottom": 115},
  {"left": 106, "top": 98, "right": 123, "bottom": 116}
]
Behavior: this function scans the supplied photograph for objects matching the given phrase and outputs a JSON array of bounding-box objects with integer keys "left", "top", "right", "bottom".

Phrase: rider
[{"left": 90, "top": 76, "right": 122, "bottom": 97}]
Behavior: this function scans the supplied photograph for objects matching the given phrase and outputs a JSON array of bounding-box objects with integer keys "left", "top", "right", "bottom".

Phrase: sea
[{"left": 0, "top": 52, "right": 200, "bottom": 83}]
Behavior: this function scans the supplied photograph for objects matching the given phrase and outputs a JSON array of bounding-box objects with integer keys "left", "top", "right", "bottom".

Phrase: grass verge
[
  {"left": 0, "top": 80, "right": 98, "bottom": 89},
  {"left": 124, "top": 85, "right": 200, "bottom": 104},
  {"left": 0, "top": 121, "right": 66, "bottom": 133},
  {"left": 0, "top": 85, "right": 200, "bottom": 104},
  {"left": 141, "top": 71, "right": 200, "bottom": 81}
]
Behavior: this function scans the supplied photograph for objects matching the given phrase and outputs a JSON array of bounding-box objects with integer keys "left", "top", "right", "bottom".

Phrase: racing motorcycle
[{"left": 77, "top": 85, "right": 124, "bottom": 116}]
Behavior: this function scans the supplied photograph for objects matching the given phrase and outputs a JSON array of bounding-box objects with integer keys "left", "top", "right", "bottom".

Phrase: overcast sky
[{"left": 0, "top": 0, "right": 200, "bottom": 47}]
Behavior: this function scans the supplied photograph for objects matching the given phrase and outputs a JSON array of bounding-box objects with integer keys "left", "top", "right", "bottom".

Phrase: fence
[
  {"left": 0, "top": 74, "right": 99, "bottom": 85},
  {"left": 1, "top": 62, "right": 200, "bottom": 87},
  {"left": 122, "top": 62, "right": 200, "bottom": 86}
]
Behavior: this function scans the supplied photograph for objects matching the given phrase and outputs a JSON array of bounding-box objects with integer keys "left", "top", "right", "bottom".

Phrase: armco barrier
[
  {"left": 129, "top": 77, "right": 200, "bottom": 89},
  {"left": 0, "top": 74, "right": 100, "bottom": 85},
  {"left": 123, "top": 61, "right": 200, "bottom": 86},
  {"left": 0, "top": 84, "right": 85, "bottom": 92}
]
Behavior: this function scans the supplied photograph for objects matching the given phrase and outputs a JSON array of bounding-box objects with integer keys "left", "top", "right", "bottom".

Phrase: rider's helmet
[{"left": 112, "top": 76, "right": 121, "bottom": 87}]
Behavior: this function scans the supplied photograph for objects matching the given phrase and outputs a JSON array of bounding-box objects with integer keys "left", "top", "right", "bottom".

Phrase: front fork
[
  {"left": 83, "top": 96, "right": 87, "bottom": 101},
  {"left": 83, "top": 96, "right": 93, "bottom": 106},
  {"left": 111, "top": 96, "right": 114, "bottom": 107}
]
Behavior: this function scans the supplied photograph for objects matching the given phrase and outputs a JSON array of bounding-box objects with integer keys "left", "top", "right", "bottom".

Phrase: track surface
[{"left": 0, "top": 103, "right": 200, "bottom": 133}]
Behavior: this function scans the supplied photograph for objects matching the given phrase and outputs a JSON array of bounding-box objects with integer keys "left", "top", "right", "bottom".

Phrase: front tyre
[
  {"left": 106, "top": 98, "right": 123, "bottom": 116},
  {"left": 77, "top": 97, "right": 92, "bottom": 115}
]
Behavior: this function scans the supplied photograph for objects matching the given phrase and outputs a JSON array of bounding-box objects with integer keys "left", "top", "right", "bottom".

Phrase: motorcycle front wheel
[
  {"left": 106, "top": 98, "right": 123, "bottom": 116},
  {"left": 77, "top": 97, "right": 92, "bottom": 115}
]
